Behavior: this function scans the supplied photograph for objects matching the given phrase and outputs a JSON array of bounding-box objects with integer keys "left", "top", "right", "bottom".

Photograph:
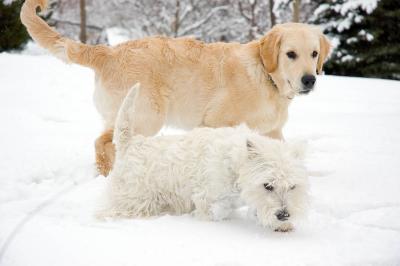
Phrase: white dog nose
[{"left": 276, "top": 209, "right": 290, "bottom": 221}]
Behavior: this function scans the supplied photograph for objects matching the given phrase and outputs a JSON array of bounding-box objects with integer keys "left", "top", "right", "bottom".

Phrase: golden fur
[{"left": 21, "top": 0, "right": 331, "bottom": 176}]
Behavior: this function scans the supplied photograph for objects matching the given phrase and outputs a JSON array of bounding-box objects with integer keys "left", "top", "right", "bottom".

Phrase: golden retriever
[{"left": 21, "top": 0, "right": 331, "bottom": 176}]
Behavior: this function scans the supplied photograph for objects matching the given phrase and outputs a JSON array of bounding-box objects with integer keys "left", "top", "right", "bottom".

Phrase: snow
[
  {"left": 358, "top": 29, "right": 374, "bottom": 42},
  {"left": 1, "top": 47, "right": 400, "bottom": 266},
  {"left": 315, "top": 0, "right": 380, "bottom": 35},
  {"left": 346, "top": 37, "right": 358, "bottom": 44},
  {"left": 341, "top": 54, "right": 355, "bottom": 62},
  {"left": 340, "top": 0, "right": 380, "bottom": 15},
  {"left": 1, "top": 0, "right": 15, "bottom": 5},
  {"left": 106, "top": 28, "right": 131, "bottom": 46}
]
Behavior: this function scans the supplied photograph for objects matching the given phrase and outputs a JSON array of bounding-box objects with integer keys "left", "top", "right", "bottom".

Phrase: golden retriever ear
[
  {"left": 317, "top": 34, "right": 331, "bottom": 75},
  {"left": 259, "top": 29, "right": 282, "bottom": 73}
]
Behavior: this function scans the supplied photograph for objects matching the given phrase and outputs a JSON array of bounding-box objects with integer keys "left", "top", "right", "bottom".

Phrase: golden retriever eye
[
  {"left": 286, "top": 51, "right": 297, "bottom": 60},
  {"left": 290, "top": 185, "right": 296, "bottom": 190},
  {"left": 312, "top": 51, "right": 318, "bottom": 58},
  {"left": 263, "top": 183, "right": 274, "bottom": 191}
]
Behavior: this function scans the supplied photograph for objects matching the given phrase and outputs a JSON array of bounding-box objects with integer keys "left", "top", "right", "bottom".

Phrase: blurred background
[{"left": 1, "top": 0, "right": 399, "bottom": 80}]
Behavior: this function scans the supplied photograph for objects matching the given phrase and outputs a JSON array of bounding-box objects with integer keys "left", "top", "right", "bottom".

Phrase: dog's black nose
[
  {"left": 276, "top": 209, "right": 290, "bottom": 221},
  {"left": 301, "top": 75, "right": 316, "bottom": 90}
]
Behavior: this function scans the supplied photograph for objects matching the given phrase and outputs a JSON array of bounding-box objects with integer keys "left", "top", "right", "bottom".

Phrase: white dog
[{"left": 98, "top": 84, "right": 309, "bottom": 232}]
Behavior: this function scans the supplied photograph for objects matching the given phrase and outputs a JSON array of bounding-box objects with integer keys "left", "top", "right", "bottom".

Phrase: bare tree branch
[
  {"left": 179, "top": 3, "right": 193, "bottom": 24},
  {"left": 51, "top": 18, "right": 103, "bottom": 31},
  {"left": 269, "top": 0, "right": 276, "bottom": 27},
  {"left": 79, "top": 0, "right": 87, "bottom": 43},
  {"left": 238, "top": 1, "right": 252, "bottom": 22},
  {"left": 292, "top": 0, "right": 301, "bottom": 22},
  {"left": 178, "top": 5, "right": 228, "bottom": 36}
]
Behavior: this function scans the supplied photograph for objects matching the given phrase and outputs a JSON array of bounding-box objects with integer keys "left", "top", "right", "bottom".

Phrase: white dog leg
[
  {"left": 210, "top": 198, "right": 233, "bottom": 221},
  {"left": 191, "top": 195, "right": 234, "bottom": 221},
  {"left": 246, "top": 207, "right": 257, "bottom": 221}
]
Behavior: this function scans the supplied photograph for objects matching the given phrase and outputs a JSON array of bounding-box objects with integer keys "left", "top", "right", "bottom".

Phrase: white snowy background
[{"left": 0, "top": 43, "right": 400, "bottom": 266}]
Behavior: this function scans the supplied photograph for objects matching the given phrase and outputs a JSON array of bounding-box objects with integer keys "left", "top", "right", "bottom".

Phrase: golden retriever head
[{"left": 259, "top": 23, "right": 331, "bottom": 98}]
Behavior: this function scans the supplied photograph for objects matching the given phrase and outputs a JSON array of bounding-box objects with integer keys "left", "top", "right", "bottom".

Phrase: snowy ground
[{"left": 1, "top": 46, "right": 400, "bottom": 266}]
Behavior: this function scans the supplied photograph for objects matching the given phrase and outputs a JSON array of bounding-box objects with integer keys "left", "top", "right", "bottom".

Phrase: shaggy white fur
[{"left": 98, "top": 84, "right": 309, "bottom": 232}]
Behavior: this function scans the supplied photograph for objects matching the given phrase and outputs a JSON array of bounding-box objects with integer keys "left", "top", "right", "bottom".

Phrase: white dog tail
[{"left": 113, "top": 83, "right": 141, "bottom": 152}]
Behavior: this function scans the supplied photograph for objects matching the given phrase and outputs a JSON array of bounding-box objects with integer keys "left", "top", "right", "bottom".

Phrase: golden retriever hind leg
[
  {"left": 266, "top": 128, "right": 284, "bottom": 140},
  {"left": 95, "top": 129, "right": 115, "bottom": 177}
]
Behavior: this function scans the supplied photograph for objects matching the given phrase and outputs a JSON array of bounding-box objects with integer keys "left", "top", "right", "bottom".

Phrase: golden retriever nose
[{"left": 301, "top": 75, "right": 316, "bottom": 90}]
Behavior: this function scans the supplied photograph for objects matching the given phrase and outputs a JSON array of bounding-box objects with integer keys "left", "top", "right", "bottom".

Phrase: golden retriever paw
[
  {"left": 95, "top": 130, "right": 115, "bottom": 177},
  {"left": 96, "top": 153, "right": 112, "bottom": 176}
]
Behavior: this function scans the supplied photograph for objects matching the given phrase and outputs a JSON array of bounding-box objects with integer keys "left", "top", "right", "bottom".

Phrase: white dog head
[{"left": 238, "top": 136, "right": 309, "bottom": 232}]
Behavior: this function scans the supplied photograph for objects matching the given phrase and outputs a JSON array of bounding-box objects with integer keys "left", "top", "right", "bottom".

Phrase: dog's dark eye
[
  {"left": 312, "top": 51, "right": 318, "bottom": 58},
  {"left": 290, "top": 185, "right": 296, "bottom": 190},
  {"left": 286, "top": 51, "right": 297, "bottom": 60},
  {"left": 264, "top": 183, "right": 274, "bottom": 191}
]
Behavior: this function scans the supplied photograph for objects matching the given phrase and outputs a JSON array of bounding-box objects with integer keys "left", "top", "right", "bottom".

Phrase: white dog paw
[
  {"left": 210, "top": 202, "right": 232, "bottom": 221},
  {"left": 274, "top": 222, "right": 294, "bottom": 232},
  {"left": 246, "top": 207, "right": 257, "bottom": 221},
  {"left": 192, "top": 208, "right": 213, "bottom": 221}
]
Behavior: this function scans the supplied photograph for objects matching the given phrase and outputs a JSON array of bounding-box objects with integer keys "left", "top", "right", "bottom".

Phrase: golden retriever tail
[
  {"left": 20, "top": 0, "right": 110, "bottom": 70},
  {"left": 113, "top": 83, "right": 141, "bottom": 152}
]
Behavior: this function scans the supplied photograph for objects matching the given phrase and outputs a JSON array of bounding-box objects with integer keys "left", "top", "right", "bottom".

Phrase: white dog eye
[
  {"left": 290, "top": 185, "right": 296, "bottom": 190},
  {"left": 263, "top": 183, "right": 274, "bottom": 191}
]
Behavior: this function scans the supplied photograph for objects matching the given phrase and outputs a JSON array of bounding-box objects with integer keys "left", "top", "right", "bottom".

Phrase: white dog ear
[
  {"left": 246, "top": 140, "right": 260, "bottom": 159},
  {"left": 246, "top": 140, "right": 255, "bottom": 149}
]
